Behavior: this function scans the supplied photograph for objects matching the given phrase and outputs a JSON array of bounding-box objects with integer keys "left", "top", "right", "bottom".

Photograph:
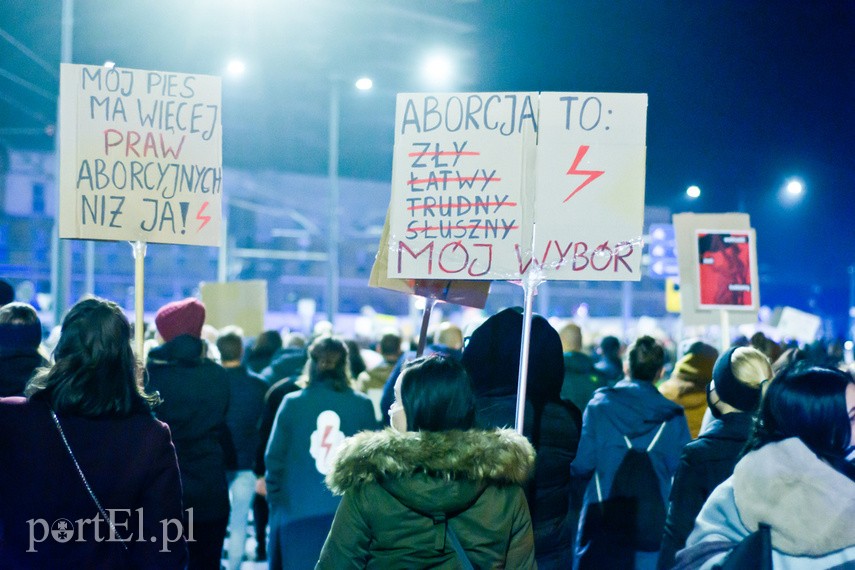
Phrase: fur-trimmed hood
[
  {"left": 326, "top": 428, "right": 535, "bottom": 518},
  {"left": 733, "top": 437, "right": 855, "bottom": 556}
]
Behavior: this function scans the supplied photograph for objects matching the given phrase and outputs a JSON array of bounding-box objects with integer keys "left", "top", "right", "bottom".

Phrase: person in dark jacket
[
  {"left": 572, "top": 335, "right": 690, "bottom": 570},
  {"left": 594, "top": 335, "right": 624, "bottom": 385},
  {"left": 265, "top": 335, "right": 377, "bottom": 570},
  {"left": 0, "top": 302, "right": 46, "bottom": 397},
  {"left": 147, "top": 297, "right": 233, "bottom": 570},
  {"left": 0, "top": 297, "right": 187, "bottom": 568},
  {"left": 244, "top": 329, "right": 283, "bottom": 374},
  {"left": 657, "top": 345, "right": 771, "bottom": 569},
  {"left": 462, "top": 307, "right": 582, "bottom": 569},
  {"left": 318, "top": 355, "right": 536, "bottom": 569},
  {"left": 559, "top": 322, "right": 606, "bottom": 412},
  {"left": 217, "top": 326, "right": 268, "bottom": 570}
]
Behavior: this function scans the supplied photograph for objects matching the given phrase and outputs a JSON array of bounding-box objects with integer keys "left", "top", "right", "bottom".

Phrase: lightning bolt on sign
[
  {"left": 196, "top": 201, "right": 211, "bottom": 231},
  {"left": 564, "top": 145, "right": 605, "bottom": 203}
]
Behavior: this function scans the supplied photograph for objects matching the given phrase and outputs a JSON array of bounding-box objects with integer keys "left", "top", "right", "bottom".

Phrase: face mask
[
  {"left": 389, "top": 401, "right": 407, "bottom": 432},
  {"left": 706, "top": 382, "right": 724, "bottom": 420},
  {"left": 845, "top": 445, "right": 855, "bottom": 463}
]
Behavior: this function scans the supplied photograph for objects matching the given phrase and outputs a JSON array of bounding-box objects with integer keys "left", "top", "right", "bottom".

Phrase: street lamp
[{"left": 327, "top": 76, "right": 372, "bottom": 324}]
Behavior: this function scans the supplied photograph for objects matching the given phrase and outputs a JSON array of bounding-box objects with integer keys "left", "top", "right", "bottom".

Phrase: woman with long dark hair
[
  {"left": 264, "top": 335, "right": 377, "bottom": 569},
  {"left": 317, "top": 355, "right": 537, "bottom": 568},
  {"left": 0, "top": 297, "right": 187, "bottom": 568},
  {"left": 676, "top": 363, "right": 855, "bottom": 569}
]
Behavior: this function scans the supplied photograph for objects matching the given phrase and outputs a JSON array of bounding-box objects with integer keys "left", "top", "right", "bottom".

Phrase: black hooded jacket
[
  {"left": 146, "top": 335, "right": 233, "bottom": 521},
  {"left": 462, "top": 307, "right": 582, "bottom": 567}
]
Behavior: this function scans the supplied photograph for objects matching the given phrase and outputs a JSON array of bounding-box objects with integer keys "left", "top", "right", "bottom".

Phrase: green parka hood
[{"left": 326, "top": 428, "right": 535, "bottom": 519}]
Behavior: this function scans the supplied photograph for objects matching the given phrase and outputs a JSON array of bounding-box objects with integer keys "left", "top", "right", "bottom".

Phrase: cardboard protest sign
[
  {"left": 59, "top": 64, "right": 222, "bottom": 246},
  {"left": 775, "top": 306, "right": 821, "bottom": 344},
  {"left": 200, "top": 280, "right": 266, "bottom": 337},
  {"left": 369, "top": 206, "right": 490, "bottom": 308},
  {"left": 532, "top": 92, "right": 647, "bottom": 280},
  {"left": 673, "top": 213, "right": 759, "bottom": 326},
  {"left": 386, "top": 92, "right": 647, "bottom": 282}
]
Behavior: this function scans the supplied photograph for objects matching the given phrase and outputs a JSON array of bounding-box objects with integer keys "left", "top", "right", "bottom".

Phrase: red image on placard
[{"left": 696, "top": 231, "right": 752, "bottom": 308}]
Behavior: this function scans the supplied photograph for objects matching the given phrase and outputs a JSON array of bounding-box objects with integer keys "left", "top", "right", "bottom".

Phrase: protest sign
[
  {"left": 59, "top": 63, "right": 222, "bottom": 246},
  {"left": 673, "top": 213, "right": 759, "bottom": 327},
  {"left": 696, "top": 229, "right": 755, "bottom": 310},
  {"left": 369, "top": 206, "right": 490, "bottom": 308},
  {"left": 386, "top": 92, "right": 647, "bottom": 281},
  {"left": 775, "top": 306, "right": 821, "bottom": 344},
  {"left": 200, "top": 280, "right": 266, "bottom": 337}
]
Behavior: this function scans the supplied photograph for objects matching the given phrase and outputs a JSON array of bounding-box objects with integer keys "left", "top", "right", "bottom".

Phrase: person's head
[
  {"left": 708, "top": 346, "right": 772, "bottom": 417},
  {"left": 216, "top": 326, "right": 244, "bottom": 365},
  {"left": 627, "top": 335, "right": 665, "bottom": 382},
  {"left": 391, "top": 355, "right": 476, "bottom": 432},
  {"left": 0, "top": 302, "right": 41, "bottom": 350},
  {"left": 434, "top": 322, "right": 463, "bottom": 351},
  {"left": 154, "top": 297, "right": 205, "bottom": 342},
  {"left": 252, "top": 330, "right": 283, "bottom": 355},
  {"left": 669, "top": 342, "right": 718, "bottom": 389},
  {"left": 26, "top": 297, "right": 157, "bottom": 417},
  {"left": 378, "top": 331, "right": 402, "bottom": 362},
  {"left": 306, "top": 335, "right": 351, "bottom": 392},
  {"left": 0, "top": 279, "right": 14, "bottom": 307},
  {"left": 559, "top": 322, "right": 583, "bottom": 353},
  {"left": 599, "top": 335, "right": 621, "bottom": 360},
  {"left": 747, "top": 364, "right": 855, "bottom": 473},
  {"left": 462, "top": 307, "right": 564, "bottom": 403}
]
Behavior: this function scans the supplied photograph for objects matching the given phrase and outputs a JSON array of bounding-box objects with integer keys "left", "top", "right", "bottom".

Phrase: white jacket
[{"left": 678, "top": 437, "right": 855, "bottom": 569}]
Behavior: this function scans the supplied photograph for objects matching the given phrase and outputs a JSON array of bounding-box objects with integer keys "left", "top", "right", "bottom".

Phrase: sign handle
[
  {"left": 415, "top": 297, "right": 436, "bottom": 357},
  {"left": 130, "top": 240, "right": 147, "bottom": 359},
  {"left": 719, "top": 309, "right": 730, "bottom": 353},
  {"left": 515, "top": 267, "right": 545, "bottom": 434}
]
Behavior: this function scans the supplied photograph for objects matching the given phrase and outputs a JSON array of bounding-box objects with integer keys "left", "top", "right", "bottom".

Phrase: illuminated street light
[
  {"left": 686, "top": 185, "right": 701, "bottom": 198},
  {"left": 354, "top": 77, "right": 373, "bottom": 91},
  {"left": 226, "top": 59, "right": 246, "bottom": 77},
  {"left": 786, "top": 179, "right": 804, "bottom": 196},
  {"left": 421, "top": 53, "right": 454, "bottom": 88}
]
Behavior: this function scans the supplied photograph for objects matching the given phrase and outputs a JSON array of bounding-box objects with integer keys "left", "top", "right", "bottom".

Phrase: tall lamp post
[
  {"left": 326, "top": 79, "right": 340, "bottom": 325},
  {"left": 326, "top": 76, "right": 372, "bottom": 325}
]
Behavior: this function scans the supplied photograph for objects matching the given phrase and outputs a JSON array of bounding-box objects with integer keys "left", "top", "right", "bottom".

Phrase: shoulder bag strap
[
  {"left": 646, "top": 420, "right": 668, "bottom": 452},
  {"left": 50, "top": 409, "right": 129, "bottom": 551},
  {"left": 446, "top": 524, "right": 474, "bottom": 570}
]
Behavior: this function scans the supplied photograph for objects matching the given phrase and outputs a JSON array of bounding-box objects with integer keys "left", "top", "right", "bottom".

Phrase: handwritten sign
[
  {"left": 532, "top": 93, "right": 647, "bottom": 280},
  {"left": 59, "top": 64, "right": 222, "bottom": 246},
  {"left": 387, "top": 92, "right": 646, "bottom": 281}
]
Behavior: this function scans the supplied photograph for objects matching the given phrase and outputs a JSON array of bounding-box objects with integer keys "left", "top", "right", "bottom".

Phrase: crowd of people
[{"left": 0, "top": 282, "right": 853, "bottom": 569}]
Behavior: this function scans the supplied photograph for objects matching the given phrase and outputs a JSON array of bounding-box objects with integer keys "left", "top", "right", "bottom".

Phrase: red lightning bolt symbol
[
  {"left": 564, "top": 145, "right": 604, "bottom": 203},
  {"left": 196, "top": 201, "right": 211, "bottom": 232},
  {"left": 320, "top": 425, "right": 333, "bottom": 458}
]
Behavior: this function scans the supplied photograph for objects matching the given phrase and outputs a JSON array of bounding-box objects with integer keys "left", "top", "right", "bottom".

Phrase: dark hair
[
  {"left": 344, "top": 339, "right": 367, "bottom": 378},
  {"left": 628, "top": 335, "right": 665, "bottom": 382},
  {"left": 305, "top": 335, "right": 351, "bottom": 392},
  {"left": 378, "top": 332, "right": 402, "bottom": 358},
  {"left": 26, "top": 297, "right": 158, "bottom": 417},
  {"left": 746, "top": 363, "right": 853, "bottom": 461},
  {"left": 0, "top": 302, "right": 39, "bottom": 325},
  {"left": 216, "top": 327, "right": 244, "bottom": 362},
  {"left": 400, "top": 355, "right": 476, "bottom": 432}
]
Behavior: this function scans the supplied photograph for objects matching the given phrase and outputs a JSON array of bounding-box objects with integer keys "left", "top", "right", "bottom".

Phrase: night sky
[{"left": 1, "top": 1, "right": 853, "bottom": 322}]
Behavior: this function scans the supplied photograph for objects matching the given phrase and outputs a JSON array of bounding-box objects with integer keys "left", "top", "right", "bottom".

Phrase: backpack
[{"left": 595, "top": 420, "right": 668, "bottom": 552}]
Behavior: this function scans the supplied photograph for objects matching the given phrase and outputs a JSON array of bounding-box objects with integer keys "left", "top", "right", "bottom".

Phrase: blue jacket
[
  {"left": 571, "top": 378, "right": 690, "bottom": 570},
  {"left": 264, "top": 379, "right": 377, "bottom": 522}
]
